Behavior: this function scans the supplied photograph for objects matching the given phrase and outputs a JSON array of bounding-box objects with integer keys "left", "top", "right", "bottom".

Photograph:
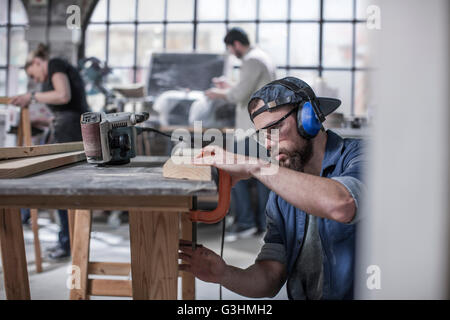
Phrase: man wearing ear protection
[{"left": 179, "top": 77, "right": 366, "bottom": 300}]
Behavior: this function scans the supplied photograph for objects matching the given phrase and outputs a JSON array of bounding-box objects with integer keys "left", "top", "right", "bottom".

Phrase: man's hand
[
  {"left": 204, "top": 87, "right": 227, "bottom": 100},
  {"left": 179, "top": 240, "right": 227, "bottom": 284},
  {"left": 193, "top": 145, "right": 259, "bottom": 186},
  {"left": 212, "top": 76, "right": 231, "bottom": 89},
  {"left": 10, "top": 93, "right": 31, "bottom": 108}
]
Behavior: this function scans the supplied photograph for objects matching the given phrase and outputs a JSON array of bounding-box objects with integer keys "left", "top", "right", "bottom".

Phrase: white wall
[{"left": 355, "top": 0, "right": 450, "bottom": 299}]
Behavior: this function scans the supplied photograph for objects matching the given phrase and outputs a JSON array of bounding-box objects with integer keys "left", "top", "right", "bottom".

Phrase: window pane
[
  {"left": 197, "top": 23, "right": 226, "bottom": 52},
  {"left": 291, "top": 0, "right": 320, "bottom": 20},
  {"left": 276, "top": 68, "right": 288, "bottom": 79},
  {"left": 227, "top": 23, "right": 256, "bottom": 46},
  {"left": 290, "top": 23, "right": 319, "bottom": 66},
  {"left": 323, "top": 23, "right": 353, "bottom": 68},
  {"left": 0, "top": 28, "right": 6, "bottom": 66},
  {"left": 354, "top": 71, "right": 368, "bottom": 116},
  {"left": 288, "top": 69, "right": 318, "bottom": 88},
  {"left": 259, "top": 23, "right": 287, "bottom": 66},
  {"left": 324, "top": 0, "right": 353, "bottom": 20},
  {"left": 106, "top": 68, "right": 135, "bottom": 86},
  {"left": 135, "top": 67, "right": 147, "bottom": 83},
  {"left": 85, "top": 24, "right": 107, "bottom": 62},
  {"left": 0, "top": 70, "right": 6, "bottom": 96},
  {"left": 166, "top": 24, "right": 194, "bottom": 51},
  {"left": 321, "top": 71, "right": 352, "bottom": 116},
  {"left": 0, "top": 0, "right": 7, "bottom": 24},
  {"left": 137, "top": 24, "right": 164, "bottom": 67},
  {"left": 109, "top": 24, "right": 135, "bottom": 66},
  {"left": 198, "top": 0, "right": 225, "bottom": 21},
  {"left": 229, "top": 0, "right": 256, "bottom": 21},
  {"left": 260, "top": 0, "right": 287, "bottom": 20},
  {"left": 357, "top": 0, "right": 371, "bottom": 20},
  {"left": 167, "top": 0, "right": 194, "bottom": 21},
  {"left": 9, "top": 27, "right": 27, "bottom": 67},
  {"left": 8, "top": 67, "right": 27, "bottom": 95},
  {"left": 11, "top": 0, "right": 27, "bottom": 24},
  {"left": 356, "top": 23, "right": 369, "bottom": 68},
  {"left": 91, "top": 0, "right": 107, "bottom": 22},
  {"left": 138, "top": 0, "right": 165, "bottom": 21},
  {"left": 110, "top": 0, "right": 136, "bottom": 22}
]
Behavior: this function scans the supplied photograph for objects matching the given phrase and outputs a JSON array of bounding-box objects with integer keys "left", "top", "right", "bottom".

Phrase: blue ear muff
[{"left": 297, "top": 101, "right": 322, "bottom": 139}]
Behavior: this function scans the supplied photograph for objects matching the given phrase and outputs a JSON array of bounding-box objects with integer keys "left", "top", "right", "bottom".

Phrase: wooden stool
[
  {"left": 17, "top": 107, "right": 43, "bottom": 274},
  {"left": 67, "top": 210, "right": 195, "bottom": 300}
]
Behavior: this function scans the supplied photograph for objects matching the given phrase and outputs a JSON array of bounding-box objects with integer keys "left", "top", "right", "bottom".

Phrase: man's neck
[{"left": 303, "top": 130, "right": 328, "bottom": 176}]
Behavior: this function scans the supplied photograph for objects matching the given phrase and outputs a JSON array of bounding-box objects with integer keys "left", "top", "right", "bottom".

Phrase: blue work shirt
[{"left": 256, "top": 130, "right": 366, "bottom": 300}]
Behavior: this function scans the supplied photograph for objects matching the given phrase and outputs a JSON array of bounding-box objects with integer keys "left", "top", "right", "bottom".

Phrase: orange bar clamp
[{"left": 189, "top": 169, "right": 232, "bottom": 224}]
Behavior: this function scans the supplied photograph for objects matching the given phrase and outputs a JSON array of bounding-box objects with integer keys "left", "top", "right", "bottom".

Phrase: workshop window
[
  {"left": 85, "top": 0, "right": 369, "bottom": 117},
  {"left": 0, "top": 0, "right": 28, "bottom": 96}
]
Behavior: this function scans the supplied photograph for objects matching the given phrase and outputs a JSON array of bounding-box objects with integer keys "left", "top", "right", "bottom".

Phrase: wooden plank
[
  {"left": 0, "top": 97, "right": 11, "bottom": 104},
  {"left": 88, "top": 262, "right": 131, "bottom": 276},
  {"left": 129, "top": 210, "right": 179, "bottom": 300},
  {"left": 0, "top": 142, "right": 84, "bottom": 160},
  {"left": 0, "top": 195, "right": 192, "bottom": 211},
  {"left": 88, "top": 279, "right": 132, "bottom": 297},
  {"left": 0, "top": 208, "right": 31, "bottom": 299},
  {"left": 30, "top": 209, "right": 43, "bottom": 273},
  {"left": 0, "top": 150, "right": 86, "bottom": 179},
  {"left": 163, "top": 157, "right": 211, "bottom": 181},
  {"left": 69, "top": 210, "right": 92, "bottom": 300},
  {"left": 180, "top": 212, "right": 195, "bottom": 300}
]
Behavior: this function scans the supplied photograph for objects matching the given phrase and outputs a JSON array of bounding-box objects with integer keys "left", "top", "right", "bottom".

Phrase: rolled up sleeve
[
  {"left": 331, "top": 143, "right": 367, "bottom": 225},
  {"left": 332, "top": 175, "right": 366, "bottom": 224}
]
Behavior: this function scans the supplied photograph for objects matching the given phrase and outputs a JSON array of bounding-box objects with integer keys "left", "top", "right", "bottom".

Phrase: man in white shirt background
[{"left": 205, "top": 27, "right": 276, "bottom": 240}]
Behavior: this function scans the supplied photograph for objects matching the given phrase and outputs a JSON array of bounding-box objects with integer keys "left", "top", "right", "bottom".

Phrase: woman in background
[{"left": 11, "top": 43, "right": 90, "bottom": 259}]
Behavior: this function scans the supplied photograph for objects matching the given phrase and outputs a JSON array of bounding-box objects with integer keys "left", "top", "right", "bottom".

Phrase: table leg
[
  {"left": 129, "top": 210, "right": 179, "bottom": 300},
  {"left": 69, "top": 210, "right": 92, "bottom": 300},
  {"left": 67, "top": 209, "right": 76, "bottom": 251},
  {"left": 0, "top": 208, "right": 31, "bottom": 299},
  {"left": 180, "top": 212, "right": 195, "bottom": 300},
  {"left": 30, "top": 209, "right": 43, "bottom": 273}
]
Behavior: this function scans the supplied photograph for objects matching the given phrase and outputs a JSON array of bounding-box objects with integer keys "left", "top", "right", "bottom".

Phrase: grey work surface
[{"left": 0, "top": 156, "right": 217, "bottom": 197}]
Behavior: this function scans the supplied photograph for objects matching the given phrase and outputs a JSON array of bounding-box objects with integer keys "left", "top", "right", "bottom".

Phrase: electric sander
[
  {"left": 80, "top": 111, "right": 150, "bottom": 165},
  {"left": 80, "top": 111, "right": 232, "bottom": 228}
]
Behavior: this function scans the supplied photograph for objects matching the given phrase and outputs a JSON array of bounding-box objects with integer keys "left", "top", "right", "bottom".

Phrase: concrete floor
[{"left": 0, "top": 212, "right": 288, "bottom": 300}]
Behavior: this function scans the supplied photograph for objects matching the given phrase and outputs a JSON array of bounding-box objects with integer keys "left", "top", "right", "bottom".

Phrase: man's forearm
[
  {"left": 220, "top": 262, "right": 285, "bottom": 298},
  {"left": 249, "top": 161, "right": 355, "bottom": 223}
]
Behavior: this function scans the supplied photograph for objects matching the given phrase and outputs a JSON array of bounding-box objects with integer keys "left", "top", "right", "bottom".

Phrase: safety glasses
[{"left": 250, "top": 106, "right": 297, "bottom": 145}]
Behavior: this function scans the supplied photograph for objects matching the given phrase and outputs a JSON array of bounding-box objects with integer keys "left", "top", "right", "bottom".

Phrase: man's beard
[{"left": 277, "top": 140, "right": 313, "bottom": 172}]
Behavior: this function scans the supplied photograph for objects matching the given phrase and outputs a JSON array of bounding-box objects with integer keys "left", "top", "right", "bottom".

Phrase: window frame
[
  {"left": 84, "top": 0, "right": 368, "bottom": 116},
  {"left": 0, "top": 0, "right": 28, "bottom": 96}
]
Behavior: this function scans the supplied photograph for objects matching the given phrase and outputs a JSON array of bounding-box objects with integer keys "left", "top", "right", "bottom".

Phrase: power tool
[
  {"left": 80, "top": 111, "right": 150, "bottom": 165},
  {"left": 80, "top": 111, "right": 233, "bottom": 244}
]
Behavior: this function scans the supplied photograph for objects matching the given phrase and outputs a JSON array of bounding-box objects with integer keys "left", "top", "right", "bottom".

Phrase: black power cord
[{"left": 219, "top": 213, "right": 227, "bottom": 300}]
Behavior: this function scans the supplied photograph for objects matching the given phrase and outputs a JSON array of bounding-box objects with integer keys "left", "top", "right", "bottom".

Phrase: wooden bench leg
[
  {"left": 180, "top": 212, "right": 195, "bottom": 300},
  {"left": 69, "top": 210, "right": 91, "bottom": 300},
  {"left": 0, "top": 208, "right": 31, "bottom": 299},
  {"left": 67, "top": 209, "right": 76, "bottom": 252},
  {"left": 129, "top": 210, "right": 179, "bottom": 300},
  {"left": 30, "top": 209, "right": 43, "bottom": 273}
]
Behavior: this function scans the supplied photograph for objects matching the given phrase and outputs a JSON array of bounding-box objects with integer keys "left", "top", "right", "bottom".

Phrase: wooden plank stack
[{"left": 0, "top": 142, "right": 86, "bottom": 179}]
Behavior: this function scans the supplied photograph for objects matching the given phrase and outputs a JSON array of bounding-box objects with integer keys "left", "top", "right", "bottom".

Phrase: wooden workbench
[{"left": 0, "top": 156, "right": 217, "bottom": 300}]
